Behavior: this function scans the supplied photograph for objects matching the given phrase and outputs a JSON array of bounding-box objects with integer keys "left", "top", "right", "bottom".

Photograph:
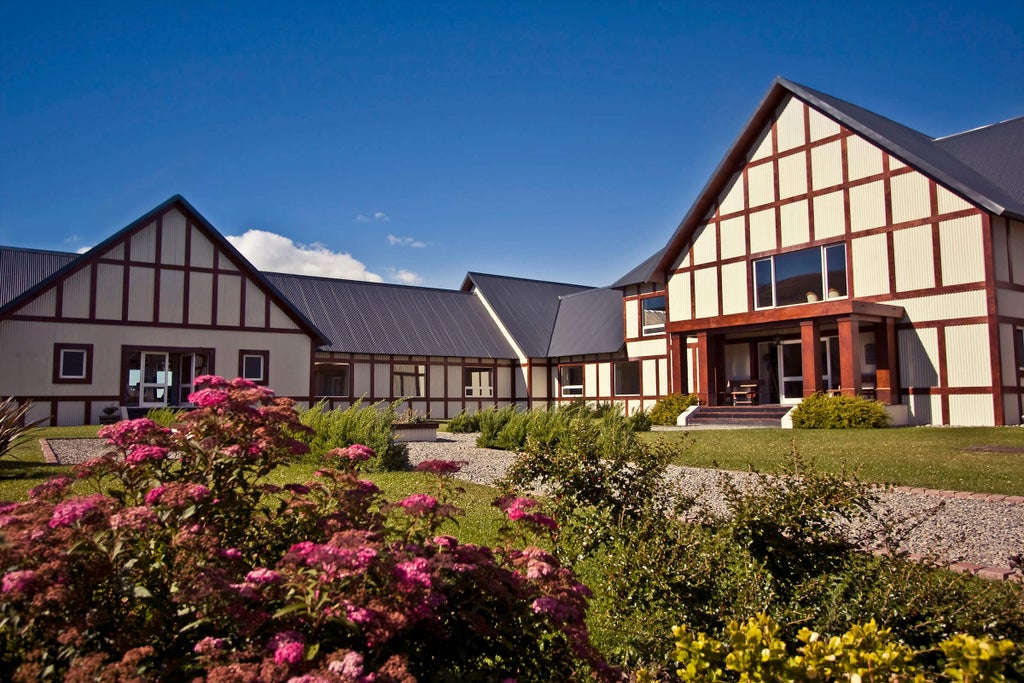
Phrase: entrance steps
[{"left": 684, "top": 404, "right": 791, "bottom": 428}]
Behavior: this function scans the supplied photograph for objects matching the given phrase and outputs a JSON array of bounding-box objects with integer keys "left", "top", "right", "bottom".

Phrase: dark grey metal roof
[
  {"left": 265, "top": 272, "right": 518, "bottom": 358},
  {"left": 0, "top": 247, "right": 77, "bottom": 308},
  {"left": 611, "top": 248, "right": 666, "bottom": 289},
  {"left": 462, "top": 272, "right": 592, "bottom": 358},
  {"left": 547, "top": 287, "right": 625, "bottom": 357},
  {"left": 934, "top": 115, "right": 1024, "bottom": 207}
]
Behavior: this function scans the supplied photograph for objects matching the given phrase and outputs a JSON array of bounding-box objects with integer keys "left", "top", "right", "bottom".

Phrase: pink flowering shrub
[{"left": 0, "top": 376, "right": 614, "bottom": 682}]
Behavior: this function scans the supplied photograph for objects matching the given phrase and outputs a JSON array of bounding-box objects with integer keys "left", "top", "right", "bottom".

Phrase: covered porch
[{"left": 667, "top": 300, "right": 905, "bottom": 407}]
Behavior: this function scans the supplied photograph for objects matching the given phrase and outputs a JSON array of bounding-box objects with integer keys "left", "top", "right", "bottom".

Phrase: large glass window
[
  {"left": 393, "top": 364, "right": 426, "bottom": 397},
  {"left": 464, "top": 367, "right": 494, "bottom": 397},
  {"left": 753, "top": 244, "right": 847, "bottom": 309},
  {"left": 613, "top": 361, "right": 641, "bottom": 396},
  {"left": 559, "top": 364, "right": 584, "bottom": 397},
  {"left": 641, "top": 296, "right": 666, "bottom": 335}
]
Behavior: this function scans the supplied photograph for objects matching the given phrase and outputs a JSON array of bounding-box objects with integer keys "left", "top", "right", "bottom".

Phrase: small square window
[
  {"left": 559, "top": 364, "right": 584, "bottom": 397},
  {"left": 641, "top": 296, "right": 666, "bottom": 335},
  {"left": 393, "top": 364, "right": 426, "bottom": 397},
  {"left": 614, "top": 361, "right": 641, "bottom": 396},
  {"left": 464, "top": 367, "right": 494, "bottom": 397},
  {"left": 238, "top": 350, "right": 269, "bottom": 385},
  {"left": 53, "top": 344, "right": 93, "bottom": 384}
]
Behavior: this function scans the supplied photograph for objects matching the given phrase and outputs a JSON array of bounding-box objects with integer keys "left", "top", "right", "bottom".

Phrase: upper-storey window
[
  {"left": 754, "top": 244, "right": 847, "bottom": 309},
  {"left": 641, "top": 295, "right": 666, "bottom": 335}
]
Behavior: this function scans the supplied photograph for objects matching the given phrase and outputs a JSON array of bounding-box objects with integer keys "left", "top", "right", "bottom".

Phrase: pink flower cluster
[
  {"left": 49, "top": 493, "right": 107, "bottom": 529},
  {"left": 499, "top": 496, "right": 559, "bottom": 531},
  {"left": 126, "top": 445, "right": 169, "bottom": 465},
  {"left": 413, "top": 459, "right": 467, "bottom": 476},
  {"left": 397, "top": 493, "right": 438, "bottom": 516},
  {"left": 329, "top": 443, "right": 375, "bottom": 462},
  {"left": 98, "top": 418, "right": 170, "bottom": 449},
  {"left": 267, "top": 630, "right": 305, "bottom": 665},
  {"left": 2, "top": 569, "right": 36, "bottom": 595}
]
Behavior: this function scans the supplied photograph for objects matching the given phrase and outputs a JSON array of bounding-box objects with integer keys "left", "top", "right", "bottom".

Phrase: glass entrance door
[
  {"left": 777, "top": 341, "right": 804, "bottom": 404},
  {"left": 139, "top": 352, "right": 171, "bottom": 408}
]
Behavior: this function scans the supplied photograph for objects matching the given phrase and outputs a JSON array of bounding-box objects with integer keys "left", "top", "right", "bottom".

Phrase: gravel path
[{"left": 44, "top": 433, "right": 1024, "bottom": 574}]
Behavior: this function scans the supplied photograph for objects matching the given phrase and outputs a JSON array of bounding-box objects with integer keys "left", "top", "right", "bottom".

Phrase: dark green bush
[
  {"left": 649, "top": 393, "right": 698, "bottom": 425},
  {"left": 299, "top": 399, "right": 409, "bottom": 471},
  {"left": 790, "top": 392, "right": 890, "bottom": 428},
  {"left": 627, "top": 408, "right": 652, "bottom": 432},
  {"left": 446, "top": 409, "right": 481, "bottom": 433},
  {"left": 476, "top": 404, "right": 519, "bottom": 447}
]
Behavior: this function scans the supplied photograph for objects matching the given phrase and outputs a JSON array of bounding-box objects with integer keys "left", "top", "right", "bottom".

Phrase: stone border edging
[
  {"left": 890, "top": 485, "right": 1024, "bottom": 505},
  {"left": 39, "top": 438, "right": 59, "bottom": 465}
]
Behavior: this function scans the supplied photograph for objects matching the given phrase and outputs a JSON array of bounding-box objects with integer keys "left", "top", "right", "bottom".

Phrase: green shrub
[
  {"left": 627, "top": 408, "right": 652, "bottom": 432},
  {"left": 476, "top": 404, "right": 519, "bottom": 447},
  {"left": 0, "top": 397, "right": 41, "bottom": 462},
  {"left": 649, "top": 393, "right": 698, "bottom": 425},
  {"left": 447, "top": 409, "right": 481, "bottom": 433},
  {"left": 299, "top": 399, "right": 409, "bottom": 471},
  {"left": 791, "top": 392, "right": 890, "bottom": 428},
  {"left": 144, "top": 406, "right": 187, "bottom": 427}
]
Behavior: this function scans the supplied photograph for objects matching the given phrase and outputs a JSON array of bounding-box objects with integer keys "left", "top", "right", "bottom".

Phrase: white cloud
[
  {"left": 389, "top": 268, "right": 423, "bottom": 285},
  {"left": 355, "top": 211, "right": 390, "bottom": 223},
  {"left": 75, "top": 246, "right": 92, "bottom": 254},
  {"left": 387, "top": 234, "right": 427, "bottom": 248},
  {"left": 355, "top": 214, "right": 371, "bottom": 223},
  {"left": 374, "top": 211, "right": 390, "bottom": 222},
  {"left": 226, "top": 229, "right": 383, "bottom": 282}
]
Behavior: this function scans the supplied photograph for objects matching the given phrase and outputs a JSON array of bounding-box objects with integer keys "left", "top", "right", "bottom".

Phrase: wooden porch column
[
  {"left": 838, "top": 316, "right": 862, "bottom": 397},
  {"left": 670, "top": 333, "right": 685, "bottom": 395},
  {"left": 873, "top": 318, "right": 899, "bottom": 404},
  {"left": 694, "top": 331, "right": 721, "bottom": 405},
  {"left": 800, "top": 319, "right": 823, "bottom": 397}
]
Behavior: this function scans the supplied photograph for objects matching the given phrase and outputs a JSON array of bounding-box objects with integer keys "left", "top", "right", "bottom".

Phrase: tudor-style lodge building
[{"left": 3, "top": 78, "right": 1023, "bottom": 427}]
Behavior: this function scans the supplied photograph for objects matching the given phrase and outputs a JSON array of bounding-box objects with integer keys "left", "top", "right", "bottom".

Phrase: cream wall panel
[
  {"left": 720, "top": 261, "right": 748, "bottom": 315},
  {"left": 719, "top": 217, "right": 746, "bottom": 260},
  {"left": 940, "top": 215, "right": 985, "bottom": 285},
  {"left": 944, "top": 324, "right": 992, "bottom": 387},
  {"left": 780, "top": 200, "right": 810, "bottom": 247},
  {"left": 158, "top": 270, "right": 184, "bottom": 324},
  {"left": 642, "top": 358, "right": 658, "bottom": 393},
  {"left": 851, "top": 234, "right": 889, "bottom": 297},
  {"left": 597, "top": 363, "right": 611, "bottom": 397},
  {"left": 584, "top": 364, "right": 599, "bottom": 397},
  {"left": 812, "top": 191, "right": 845, "bottom": 239},
  {"left": 948, "top": 394, "right": 995, "bottom": 426},
  {"left": 245, "top": 280, "right": 266, "bottom": 328},
  {"left": 936, "top": 185, "right": 972, "bottom": 214},
  {"left": 353, "top": 362, "right": 372, "bottom": 396},
  {"left": 718, "top": 174, "right": 745, "bottom": 216},
  {"left": 811, "top": 141, "right": 842, "bottom": 190},
  {"left": 219, "top": 258, "right": 238, "bottom": 272},
  {"left": 777, "top": 151, "right": 807, "bottom": 200},
  {"left": 625, "top": 299, "right": 639, "bottom": 338},
  {"left": 687, "top": 347, "right": 697, "bottom": 394},
  {"left": 906, "top": 393, "right": 942, "bottom": 426},
  {"left": 161, "top": 209, "right": 188, "bottom": 266},
  {"left": 898, "top": 327, "right": 940, "bottom": 388},
  {"left": 747, "top": 162, "right": 775, "bottom": 208},
  {"left": 25, "top": 403, "right": 51, "bottom": 428},
  {"left": 531, "top": 366, "right": 548, "bottom": 399},
  {"left": 0, "top": 319, "right": 314, "bottom": 400},
  {"left": 893, "top": 225, "right": 935, "bottom": 292},
  {"left": 429, "top": 365, "right": 446, "bottom": 398},
  {"left": 447, "top": 366, "right": 462, "bottom": 399},
  {"left": 102, "top": 243, "right": 124, "bottom": 261},
  {"left": 748, "top": 208, "right": 776, "bottom": 253},
  {"left": 775, "top": 97, "right": 805, "bottom": 152},
  {"left": 130, "top": 223, "right": 157, "bottom": 263},
  {"left": 626, "top": 338, "right": 668, "bottom": 358},
  {"left": 846, "top": 136, "right": 883, "bottom": 180},
  {"left": 57, "top": 402, "right": 85, "bottom": 427},
  {"left": 808, "top": 107, "right": 840, "bottom": 141},
  {"left": 188, "top": 272, "right": 213, "bottom": 325},
  {"left": 1010, "top": 219, "right": 1024, "bottom": 286},
  {"left": 849, "top": 181, "right": 886, "bottom": 232},
  {"left": 693, "top": 267, "right": 719, "bottom": 319},
  {"left": 62, "top": 267, "right": 91, "bottom": 318},
  {"left": 749, "top": 128, "right": 773, "bottom": 161},
  {"left": 216, "top": 274, "right": 242, "bottom": 327},
  {"left": 999, "top": 323, "right": 1018, "bottom": 384},
  {"left": 19, "top": 288, "right": 56, "bottom": 317},
  {"left": 269, "top": 304, "right": 299, "bottom": 330},
  {"left": 992, "top": 217, "right": 1010, "bottom": 281},
  {"left": 373, "top": 364, "right": 390, "bottom": 397},
  {"left": 691, "top": 223, "right": 717, "bottom": 265},
  {"left": 896, "top": 290, "right": 987, "bottom": 322},
  {"left": 667, "top": 272, "right": 691, "bottom": 321},
  {"left": 498, "top": 366, "right": 513, "bottom": 398},
  {"left": 724, "top": 344, "right": 751, "bottom": 381},
  {"left": 1004, "top": 393, "right": 1021, "bottom": 426},
  {"left": 95, "top": 264, "right": 123, "bottom": 320},
  {"left": 429, "top": 401, "right": 445, "bottom": 419},
  {"left": 890, "top": 157, "right": 906, "bottom": 170},
  {"left": 890, "top": 172, "right": 931, "bottom": 225},
  {"left": 127, "top": 267, "right": 154, "bottom": 322},
  {"left": 998, "top": 288, "right": 1024, "bottom": 319},
  {"left": 190, "top": 229, "right": 215, "bottom": 269}
]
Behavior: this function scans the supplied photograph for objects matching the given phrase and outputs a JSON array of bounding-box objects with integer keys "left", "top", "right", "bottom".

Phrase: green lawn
[{"left": 645, "top": 426, "right": 1024, "bottom": 496}]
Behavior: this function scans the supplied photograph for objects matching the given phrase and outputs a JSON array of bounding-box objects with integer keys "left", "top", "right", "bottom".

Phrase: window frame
[
  {"left": 315, "top": 362, "right": 351, "bottom": 397},
  {"left": 640, "top": 295, "right": 667, "bottom": 336},
  {"left": 613, "top": 360, "right": 641, "bottom": 396},
  {"left": 464, "top": 366, "right": 494, "bottom": 398},
  {"left": 238, "top": 350, "right": 269, "bottom": 385},
  {"left": 753, "top": 243, "right": 847, "bottom": 310},
  {"left": 558, "top": 364, "right": 584, "bottom": 397},
  {"left": 53, "top": 344, "right": 93, "bottom": 384},
  {"left": 1015, "top": 328, "right": 1024, "bottom": 371},
  {"left": 392, "top": 363, "right": 426, "bottom": 398}
]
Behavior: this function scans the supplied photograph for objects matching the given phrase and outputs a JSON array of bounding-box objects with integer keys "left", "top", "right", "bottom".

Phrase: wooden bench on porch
[{"left": 726, "top": 382, "right": 760, "bottom": 406}]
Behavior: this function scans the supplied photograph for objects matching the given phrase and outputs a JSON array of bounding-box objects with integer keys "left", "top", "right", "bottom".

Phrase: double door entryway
[
  {"left": 756, "top": 337, "right": 841, "bottom": 405},
  {"left": 124, "top": 349, "right": 210, "bottom": 408}
]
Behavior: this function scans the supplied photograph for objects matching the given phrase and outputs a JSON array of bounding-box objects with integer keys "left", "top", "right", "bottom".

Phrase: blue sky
[{"left": 2, "top": 1, "right": 1022, "bottom": 289}]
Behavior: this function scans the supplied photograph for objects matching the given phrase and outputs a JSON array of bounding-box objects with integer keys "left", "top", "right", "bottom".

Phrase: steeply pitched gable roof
[
  {"left": 934, "top": 115, "right": 1024, "bottom": 206},
  {"left": 611, "top": 248, "right": 666, "bottom": 288},
  {"left": 0, "top": 196, "right": 329, "bottom": 347},
  {"left": 265, "top": 272, "right": 518, "bottom": 357},
  {"left": 547, "top": 287, "right": 625, "bottom": 357},
  {"left": 0, "top": 247, "right": 77, "bottom": 308},
  {"left": 653, "top": 77, "right": 1024, "bottom": 278},
  {"left": 461, "top": 272, "right": 593, "bottom": 358}
]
